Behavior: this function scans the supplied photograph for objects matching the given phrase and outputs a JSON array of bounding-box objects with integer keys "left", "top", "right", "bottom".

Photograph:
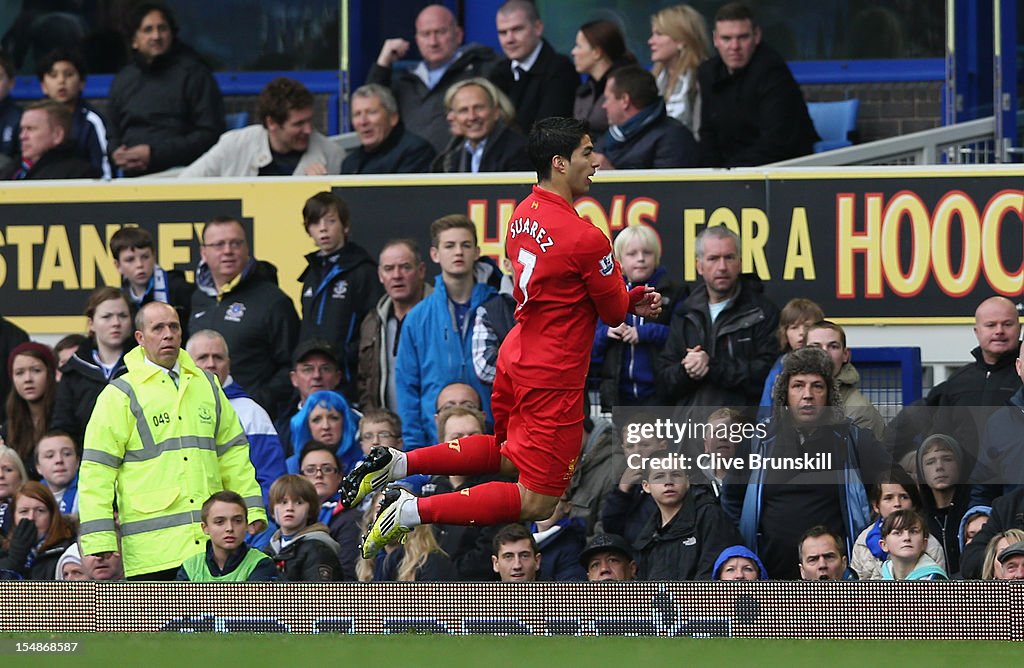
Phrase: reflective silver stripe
[
  {"left": 217, "top": 434, "right": 249, "bottom": 457},
  {"left": 82, "top": 449, "right": 123, "bottom": 468},
  {"left": 110, "top": 378, "right": 158, "bottom": 453},
  {"left": 243, "top": 495, "right": 264, "bottom": 509},
  {"left": 79, "top": 518, "right": 117, "bottom": 535},
  {"left": 120, "top": 510, "right": 202, "bottom": 537},
  {"left": 122, "top": 435, "right": 218, "bottom": 463},
  {"left": 204, "top": 370, "right": 222, "bottom": 436}
]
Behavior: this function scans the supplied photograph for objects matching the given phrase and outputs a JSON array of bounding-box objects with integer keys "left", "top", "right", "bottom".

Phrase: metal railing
[{"left": 772, "top": 111, "right": 1024, "bottom": 167}]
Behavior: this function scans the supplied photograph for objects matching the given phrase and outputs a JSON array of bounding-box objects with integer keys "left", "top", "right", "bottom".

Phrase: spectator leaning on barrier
[
  {"left": 106, "top": 1, "right": 224, "bottom": 176},
  {"left": 367, "top": 4, "right": 497, "bottom": 154},
  {"left": 1, "top": 99, "right": 100, "bottom": 180},
  {"left": 342, "top": 84, "right": 436, "bottom": 174},
  {"left": 358, "top": 239, "right": 432, "bottom": 412},
  {"left": 186, "top": 329, "right": 287, "bottom": 509},
  {"left": 297, "top": 192, "right": 382, "bottom": 404},
  {"left": 190, "top": 216, "right": 300, "bottom": 421},
  {"left": 181, "top": 77, "right": 343, "bottom": 177},
  {"left": 594, "top": 65, "right": 698, "bottom": 170},
  {"left": 79, "top": 302, "right": 266, "bottom": 580}
]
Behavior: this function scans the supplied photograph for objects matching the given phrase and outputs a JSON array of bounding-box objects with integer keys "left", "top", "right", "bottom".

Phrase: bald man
[
  {"left": 925, "top": 296, "right": 1022, "bottom": 471},
  {"left": 366, "top": 4, "right": 497, "bottom": 153}
]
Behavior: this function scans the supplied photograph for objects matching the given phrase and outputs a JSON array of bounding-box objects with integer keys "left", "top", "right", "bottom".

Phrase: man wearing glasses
[{"left": 190, "top": 216, "right": 299, "bottom": 421}]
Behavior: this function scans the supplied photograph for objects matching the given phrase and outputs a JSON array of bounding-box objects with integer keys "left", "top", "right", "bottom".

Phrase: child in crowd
[
  {"left": 634, "top": 454, "right": 741, "bottom": 580},
  {"left": 698, "top": 407, "right": 744, "bottom": 496},
  {"left": 851, "top": 468, "right": 946, "bottom": 580},
  {"left": 592, "top": 224, "right": 680, "bottom": 411},
  {"left": 600, "top": 414, "right": 663, "bottom": 547},
  {"left": 958, "top": 505, "right": 991, "bottom": 553},
  {"left": 34, "top": 431, "right": 80, "bottom": 515},
  {"left": 0, "top": 481, "right": 76, "bottom": 580},
  {"left": 713, "top": 545, "right": 769, "bottom": 580},
  {"left": 176, "top": 491, "right": 278, "bottom": 581},
  {"left": 0, "top": 445, "right": 27, "bottom": 536},
  {"left": 879, "top": 509, "right": 949, "bottom": 580},
  {"left": 917, "top": 433, "right": 970, "bottom": 574},
  {"left": 298, "top": 192, "right": 382, "bottom": 402},
  {"left": 36, "top": 48, "right": 111, "bottom": 179},
  {"left": 758, "top": 298, "right": 824, "bottom": 418},
  {"left": 109, "top": 227, "right": 194, "bottom": 320},
  {"left": 0, "top": 49, "right": 19, "bottom": 161},
  {"left": 265, "top": 474, "right": 343, "bottom": 581}
]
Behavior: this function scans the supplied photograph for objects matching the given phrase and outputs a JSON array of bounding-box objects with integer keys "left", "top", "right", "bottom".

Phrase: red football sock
[
  {"left": 417, "top": 480, "right": 522, "bottom": 525},
  {"left": 406, "top": 433, "right": 502, "bottom": 475}
]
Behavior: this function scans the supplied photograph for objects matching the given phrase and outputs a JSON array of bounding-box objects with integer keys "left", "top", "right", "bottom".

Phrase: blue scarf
[
  {"left": 866, "top": 517, "right": 886, "bottom": 560},
  {"left": 601, "top": 101, "right": 667, "bottom": 150}
]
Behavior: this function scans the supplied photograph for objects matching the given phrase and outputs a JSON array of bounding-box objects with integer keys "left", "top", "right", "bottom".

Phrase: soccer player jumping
[{"left": 345, "top": 117, "right": 663, "bottom": 558}]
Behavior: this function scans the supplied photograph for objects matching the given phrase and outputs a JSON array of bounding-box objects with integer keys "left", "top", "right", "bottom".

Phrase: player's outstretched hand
[{"left": 629, "top": 285, "right": 663, "bottom": 319}]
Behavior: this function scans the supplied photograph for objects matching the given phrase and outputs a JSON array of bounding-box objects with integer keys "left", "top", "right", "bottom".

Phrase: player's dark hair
[
  {"left": 528, "top": 117, "right": 590, "bottom": 182},
  {"left": 36, "top": 47, "right": 87, "bottom": 82},
  {"left": 110, "top": 227, "right": 155, "bottom": 261}
]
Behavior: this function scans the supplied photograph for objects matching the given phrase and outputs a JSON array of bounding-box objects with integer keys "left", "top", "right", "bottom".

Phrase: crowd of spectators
[
  {"left": 1, "top": 2, "right": 1022, "bottom": 586},
  {"left": 2, "top": 1, "right": 821, "bottom": 181}
]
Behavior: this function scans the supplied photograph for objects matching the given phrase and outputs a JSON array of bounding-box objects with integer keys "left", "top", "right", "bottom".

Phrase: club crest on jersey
[
  {"left": 332, "top": 280, "right": 349, "bottom": 299},
  {"left": 224, "top": 302, "right": 246, "bottom": 322},
  {"left": 599, "top": 252, "right": 615, "bottom": 276}
]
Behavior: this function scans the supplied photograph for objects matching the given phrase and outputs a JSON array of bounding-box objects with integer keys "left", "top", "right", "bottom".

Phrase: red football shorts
[{"left": 492, "top": 363, "right": 585, "bottom": 497}]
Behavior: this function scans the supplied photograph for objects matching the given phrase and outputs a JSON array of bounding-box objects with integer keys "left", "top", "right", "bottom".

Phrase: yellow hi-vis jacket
[{"left": 79, "top": 345, "right": 267, "bottom": 577}]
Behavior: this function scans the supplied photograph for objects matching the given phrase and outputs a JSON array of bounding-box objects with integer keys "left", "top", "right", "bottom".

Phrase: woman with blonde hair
[
  {"left": 357, "top": 487, "right": 457, "bottom": 582},
  {"left": 0, "top": 445, "right": 27, "bottom": 536},
  {"left": 649, "top": 4, "right": 710, "bottom": 135}
]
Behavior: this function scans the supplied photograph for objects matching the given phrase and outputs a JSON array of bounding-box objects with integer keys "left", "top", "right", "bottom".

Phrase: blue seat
[
  {"left": 807, "top": 99, "right": 859, "bottom": 152},
  {"left": 224, "top": 111, "right": 250, "bottom": 130}
]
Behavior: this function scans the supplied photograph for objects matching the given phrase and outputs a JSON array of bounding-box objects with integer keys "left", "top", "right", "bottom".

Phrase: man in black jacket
[
  {"left": 368, "top": 5, "right": 496, "bottom": 154},
  {"left": 489, "top": 0, "right": 578, "bottom": 134},
  {"left": 433, "top": 78, "right": 531, "bottom": 173},
  {"left": 106, "top": 2, "right": 224, "bottom": 176},
  {"left": 658, "top": 225, "right": 779, "bottom": 414},
  {"left": 342, "top": 84, "right": 435, "bottom": 175},
  {"left": 190, "top": 217, "right": 299, "bottom": 421},
  {"left": 1, "top": 100, "right": 99, "bottom": 179},
  {"left": 697, "top": 2, "right": 818, "bottom": 167}
]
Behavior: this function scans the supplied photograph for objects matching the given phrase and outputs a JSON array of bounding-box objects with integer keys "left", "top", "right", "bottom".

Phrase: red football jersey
[{"left": 499, "top": 185, "right": 630, "bottom": 389}]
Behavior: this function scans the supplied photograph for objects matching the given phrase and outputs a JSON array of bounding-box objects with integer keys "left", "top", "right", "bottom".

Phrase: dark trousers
[{"left": 127, "top": 566, "right": 180, "bottom": 581}]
